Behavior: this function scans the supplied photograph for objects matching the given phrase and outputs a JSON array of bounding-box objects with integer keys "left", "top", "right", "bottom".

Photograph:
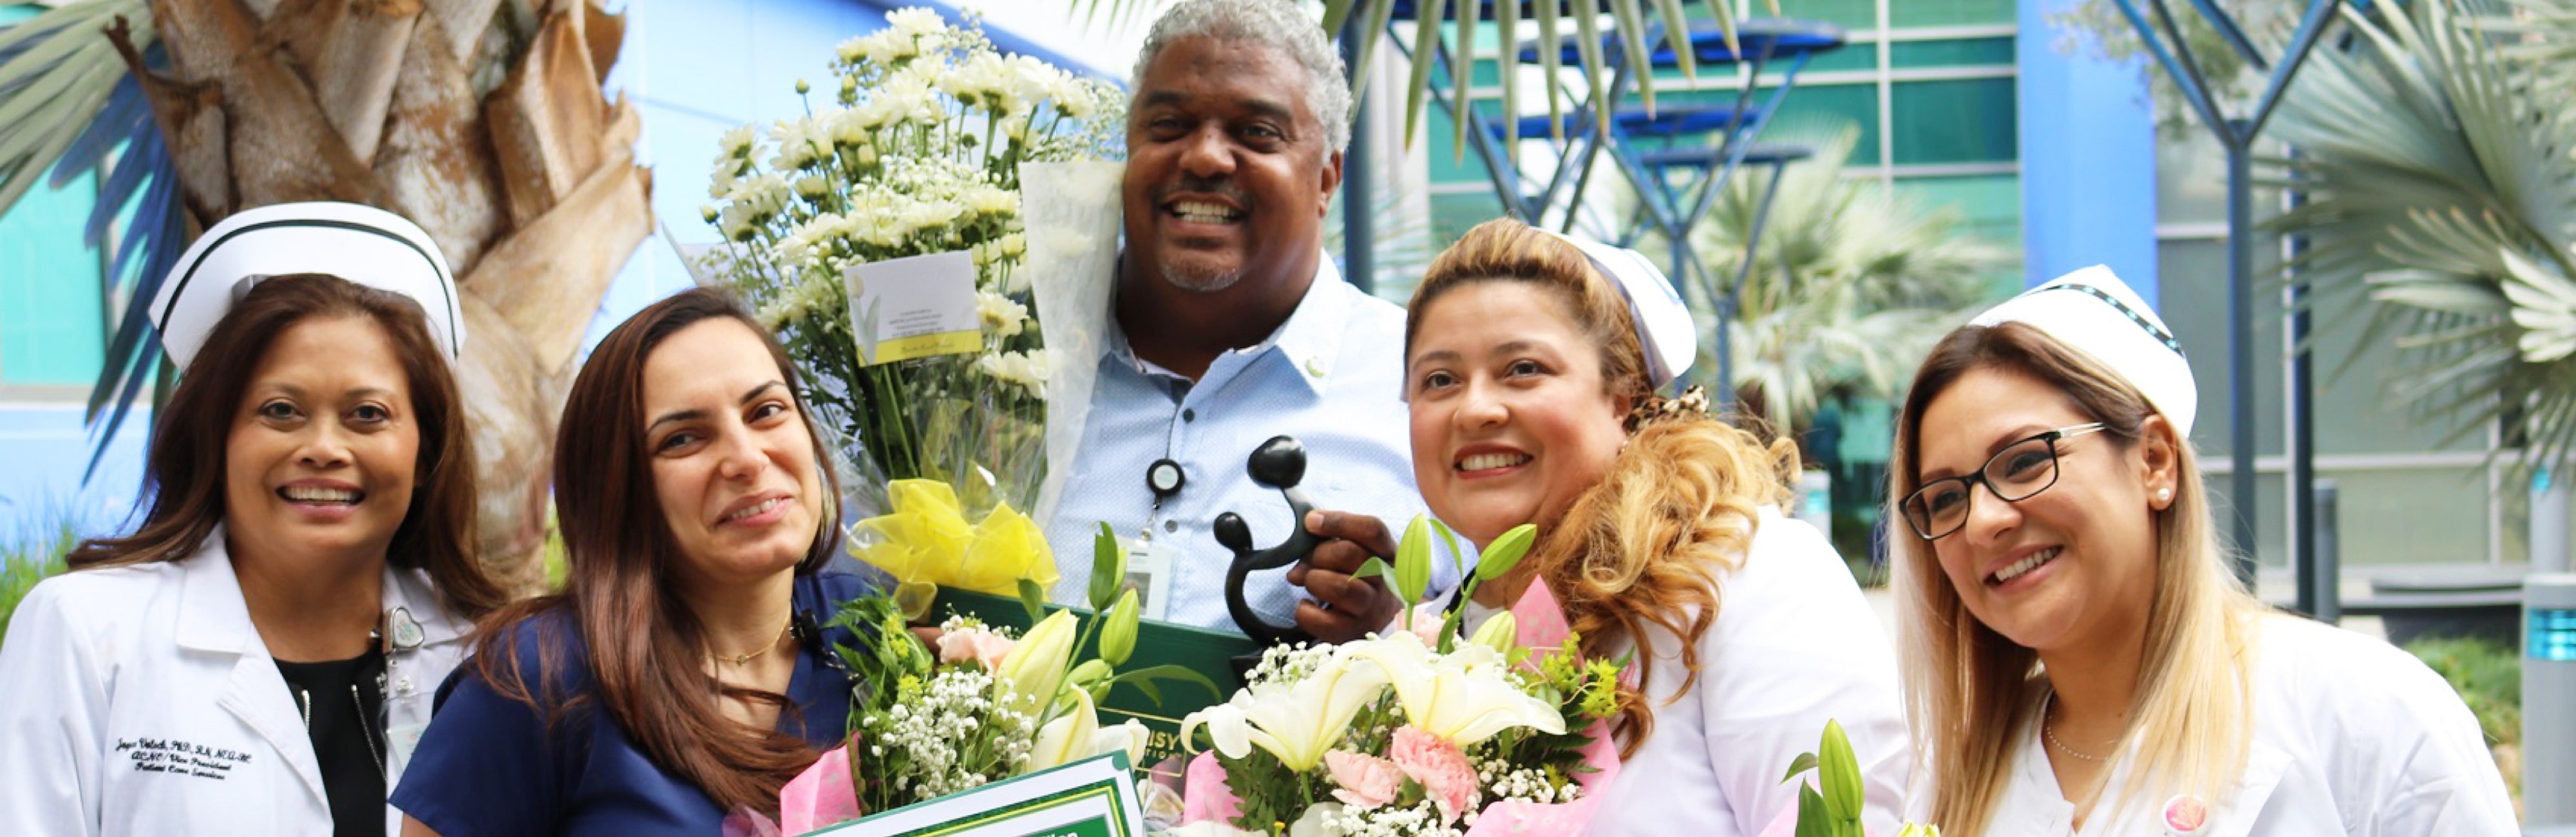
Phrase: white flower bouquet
[
  {"left": 699, "top": 8, "right": 1124, "bottom": 518},
  {"left": 1168, "top": 520, "right": 1629, "bottom": 837}
]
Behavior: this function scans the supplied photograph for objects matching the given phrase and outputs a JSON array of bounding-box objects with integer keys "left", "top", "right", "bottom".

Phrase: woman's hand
[{"left": 1286, "top": 510, "right": 1406, "bottom": 643}]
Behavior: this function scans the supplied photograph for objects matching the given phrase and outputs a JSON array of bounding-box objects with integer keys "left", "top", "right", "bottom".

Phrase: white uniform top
[
  {"left": 1979, "top": 614, "right": 2516, "bottom": 836},
  {"left": 1584, "top": 509, "right": 1913, "bottom": 836},
  {"left": 0, "top": 528, "right": 471, "bottom": 836}
]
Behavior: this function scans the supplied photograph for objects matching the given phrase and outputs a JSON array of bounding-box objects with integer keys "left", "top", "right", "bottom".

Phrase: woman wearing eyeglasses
[{"left": 1888, "top": 267, "right": 2513, "bottom": 836}]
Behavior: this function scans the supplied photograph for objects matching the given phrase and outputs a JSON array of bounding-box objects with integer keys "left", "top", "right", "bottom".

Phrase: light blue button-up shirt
[{"left": 1042, "top": 257, "right": 1459, "bottom": 633}]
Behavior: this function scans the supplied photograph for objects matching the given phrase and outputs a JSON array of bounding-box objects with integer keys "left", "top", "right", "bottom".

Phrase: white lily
[
  {"left": 996, "top": 608, "right": 1077, "bottom": 711},
  {"left": 1179, "top": 650, "right": 1391, "bottom": 772},
  {"left": 1026, "top": 686, "right": 1150, "bottom": 770},
  {"left": 1347, "top": 631, "right": 1566, "bottom": 746}
]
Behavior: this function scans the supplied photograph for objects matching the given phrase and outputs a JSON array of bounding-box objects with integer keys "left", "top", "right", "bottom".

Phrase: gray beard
[{"left": 1159, "top": 258, "right": 1245, "bottom": 293}]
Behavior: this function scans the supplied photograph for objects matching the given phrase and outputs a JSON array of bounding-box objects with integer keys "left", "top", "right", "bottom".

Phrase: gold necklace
[
  {"left": 2041, "top": 690, "right": 2106, "bottom": 762},
  {"left": 710, "top": 621, "right": 793, "bottom": 666}
]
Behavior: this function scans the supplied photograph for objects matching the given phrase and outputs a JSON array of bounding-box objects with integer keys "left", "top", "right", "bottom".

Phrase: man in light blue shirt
[{"left": 1039, "top": 0, "right": 1454, "bottom": 639}]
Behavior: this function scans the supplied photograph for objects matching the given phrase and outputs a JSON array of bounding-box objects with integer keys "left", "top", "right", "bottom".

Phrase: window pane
[
  {"left": 2304, "top": 290, "right": 2483, "bottom": 455},
  {"left": 2324, "top": 466, "right": 2490, "bottom": 567},
  {"left": 1888, "top": 0, "right": 2015, "bottom": 28},
  {"left": 1431, "top": 191, "right": 1508, "bottom": 249},
  {"left": 1750, "top": 82, "right": 1882, "bottom": 165},
  {"left": 1890, "top": 78, "right": 2017, "bottom": 164},
  {"left": 2156, "top": 129, "right": 2230, "bottom": 226},
  {"left": 1770, "top": 0, "right": 1878, "bottom": 31},
  {"left": 2158, "top": 238, "right": 2285, "bottom": 460},
  {"left": 1889, "top": 36, "right": 2014, "bottom": 68},
  {"left": 1891, "top": 173, "right": 2020, "bottom": 247}
]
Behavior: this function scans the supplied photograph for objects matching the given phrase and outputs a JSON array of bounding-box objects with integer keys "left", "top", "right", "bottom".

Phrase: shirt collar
[
  {"left": 178, "top": 524, "right": 468, "bottom": 654},
  {"left": 1104, "top": 252, "right": 1350, "bottom": 395}
]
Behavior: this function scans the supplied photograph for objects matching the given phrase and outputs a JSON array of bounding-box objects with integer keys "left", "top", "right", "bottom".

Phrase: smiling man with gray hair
[{"left": 1039, "top": 0, "right": 1450, "bottom": 643}]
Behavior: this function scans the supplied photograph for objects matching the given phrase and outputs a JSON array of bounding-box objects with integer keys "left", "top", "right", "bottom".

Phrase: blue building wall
[{"left": 2016, "top": 0, "right": 2159, "bottom": 303}]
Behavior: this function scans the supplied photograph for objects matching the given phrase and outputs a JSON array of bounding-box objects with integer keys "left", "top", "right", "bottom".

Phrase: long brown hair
[
  {"left": 1889, "top": 322, "right": 2259, "bottom": 836},
  {"left": 69, "top": 273, "right": 503, "bottom": 621},
  {"left": 1406, "top": 219, "right": 1800, "bottom": 757},
  {"left": 471, "top": 288, "right": 844, "bottom": 816}
]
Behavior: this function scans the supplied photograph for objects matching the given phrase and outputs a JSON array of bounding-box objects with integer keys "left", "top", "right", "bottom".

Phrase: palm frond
[
  {"left": 0, "top": 3, "right": 185, "bottom": 481},
  {"left": 0, "top": 0, "right": 148, "bottom": 216},
  {"left": 2271, "top": 0, "right": 2576, "bottom": 469}
]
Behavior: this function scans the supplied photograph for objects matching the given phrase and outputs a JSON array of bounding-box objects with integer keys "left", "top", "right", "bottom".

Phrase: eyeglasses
[{"left": 1901, "top": 423, "right": 2108, "bottom": 540}]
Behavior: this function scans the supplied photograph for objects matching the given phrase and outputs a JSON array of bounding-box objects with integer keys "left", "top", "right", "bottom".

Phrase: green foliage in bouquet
[
  {"left": 1781, "top": 719, "right": 1938, "bottom": 837},
  {"left": 829, "top": 523, "right": 1215, "bottom": 813},
  {"left": 700, "top": 8, "right": 1124, "bottom": 514}
]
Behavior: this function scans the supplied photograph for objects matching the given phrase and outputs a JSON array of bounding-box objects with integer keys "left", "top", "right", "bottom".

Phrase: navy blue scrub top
[{"left": 391, "top": 572, "right": 866, "bottom": 836}]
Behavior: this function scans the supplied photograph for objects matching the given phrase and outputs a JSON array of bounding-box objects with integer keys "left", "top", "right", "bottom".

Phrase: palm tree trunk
[{"left": 111, "top": 0, "right": 651, "bottom": 595}]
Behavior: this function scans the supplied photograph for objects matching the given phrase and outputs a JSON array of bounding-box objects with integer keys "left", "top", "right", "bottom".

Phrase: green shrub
[
  {"left": 0, "top": 520, "right": 77, "bottom": 647},
  {"left": 2407, "top": 636, "right": 2521, "bottom": 747}
]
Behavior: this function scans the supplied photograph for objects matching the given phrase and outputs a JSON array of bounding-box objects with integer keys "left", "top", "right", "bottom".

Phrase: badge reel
[{"left": 1127, "top": 458, "right": 1186, "bottom": 621}]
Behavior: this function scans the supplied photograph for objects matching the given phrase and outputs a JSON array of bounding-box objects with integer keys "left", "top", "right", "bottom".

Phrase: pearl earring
[{"left": 2156, "top": 487, "right": 2172, "bottom": 503}]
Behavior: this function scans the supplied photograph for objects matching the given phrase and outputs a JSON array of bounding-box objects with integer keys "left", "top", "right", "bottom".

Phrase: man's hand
[{"left": 1286, "top": 509, "right": 1406, "bottom": 643}]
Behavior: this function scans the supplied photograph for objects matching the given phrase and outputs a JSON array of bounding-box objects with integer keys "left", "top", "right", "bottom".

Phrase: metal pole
[
  {"left": 1718, "top": 163, "right": 1788, "bottom": 410},
  {"left": 1340, "top": 14, "right": 1374, "bottom": 295},
  {"left": 2313, "top": 480, "right": 2338, "bottom": 623},
  {"left": 2225, "top": 125, "right": 2259, "bottom": 586},
  {"left": 2289, "top": 153, "right": 2317, "bottom": 616},
  {"left": 2538, "top": 466, "right": 2571, "bottom": 573}
]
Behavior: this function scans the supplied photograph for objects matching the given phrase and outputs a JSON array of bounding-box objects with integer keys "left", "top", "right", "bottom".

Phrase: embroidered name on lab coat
[{"left": 115, "top": 737, "right": 253, "bottom": 780}]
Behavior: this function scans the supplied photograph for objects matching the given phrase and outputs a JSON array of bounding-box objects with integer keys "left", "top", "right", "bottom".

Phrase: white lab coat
[
  {"left": 1979, "top": 614, "right": 2516, "bottom": 836},
  {"left": 0, "top": 528, "right": 472, "bottom": 837},
  {"left": 1584, "top": 509, "right": 1914, "bottom": 837}
]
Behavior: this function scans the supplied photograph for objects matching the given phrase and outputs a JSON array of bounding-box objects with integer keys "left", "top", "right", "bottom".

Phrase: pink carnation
[
  {"left": 937, "top": 625, "right": 1016, "bottom": 670},
  {"left": 1403, "top": 601, "right": 1448, "bottom": 647},
  {"left": 1388, "top": 726, "right": 1479, "bottom": 824},
  {"left": 1325, "top": 749, "right": 1405, "bottom": 809},
  {"left": 1182, "top": 751, "right": 1245, "bottom": 823}
]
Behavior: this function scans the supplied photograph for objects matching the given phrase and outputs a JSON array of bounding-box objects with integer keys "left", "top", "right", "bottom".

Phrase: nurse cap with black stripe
[
  {"left": 1968, "top": 265, "right": 2197, "bottom": 437},
  {"left": 148, "top": 202, "right": 464, "bottom": 369},
  {"left": 1537, "top": 230, "right": 1696, "bottom": 390}
]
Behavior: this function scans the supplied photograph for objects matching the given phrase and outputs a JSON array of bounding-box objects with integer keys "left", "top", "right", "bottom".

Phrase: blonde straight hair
[
  {"left": 1889, "top": 322, "right": 2266, "bottom": 836},
  {"left": 1406, "top": 218, "right": 1801, "bottom": 757}
]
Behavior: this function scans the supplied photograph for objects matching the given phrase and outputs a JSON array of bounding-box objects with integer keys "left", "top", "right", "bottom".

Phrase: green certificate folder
[
  {"left": 802, "top": 751, "right": 1144, "bottom": 836},
  {"left": 927, "top": 588, "right": 1262, "bottom": 774}
]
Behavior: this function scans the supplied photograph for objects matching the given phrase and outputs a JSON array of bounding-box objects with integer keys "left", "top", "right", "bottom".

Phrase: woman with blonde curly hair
[
  {"left": 1889, "top": 266, "right": 2512, "bottom": 835},
  {"left": 1397, "top": 218, "right": 1908, "bottom": 836}
]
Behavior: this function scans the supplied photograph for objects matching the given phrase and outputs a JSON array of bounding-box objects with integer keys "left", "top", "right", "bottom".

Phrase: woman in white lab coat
[
  {"left": 1390, "top": 219, "right": 1909, "bottom": 836},
  {"left": 0, "top": 203, "right": 506, "bottom": 837},
  {"left": 1888, "top": 266, "right": 2515, "bottom": 836}
]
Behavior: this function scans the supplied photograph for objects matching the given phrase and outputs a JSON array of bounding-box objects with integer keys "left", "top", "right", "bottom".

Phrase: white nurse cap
[
  {"left": 148, "top": 202, "right": 464, "bottom": 369},
  {"left": 1969, "top": 265, "right": 2196, "bottom": 436},
  {"left": 1540, "top": 231, "right": 1696, "bottom": 390}
]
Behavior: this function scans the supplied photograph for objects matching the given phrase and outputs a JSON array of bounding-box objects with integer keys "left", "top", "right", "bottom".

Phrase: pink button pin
[{"left": 2162, "top": 794, "right": 2208, "bottom": 836}]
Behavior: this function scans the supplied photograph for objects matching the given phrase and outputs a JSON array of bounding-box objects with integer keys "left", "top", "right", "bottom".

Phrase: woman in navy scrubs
[{"left": 393, "top": 289, "right": 865, "bottom": 835}]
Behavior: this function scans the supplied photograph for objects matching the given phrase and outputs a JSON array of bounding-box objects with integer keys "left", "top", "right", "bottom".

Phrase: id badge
[
  {"left": 1125, "top": 534, "right": 1177, "bottom": 621},
  {"left": 387, "top": 722, "right": 430, "bottom": 773}
]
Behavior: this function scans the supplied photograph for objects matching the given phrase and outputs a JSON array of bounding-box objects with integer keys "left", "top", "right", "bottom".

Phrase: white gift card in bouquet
[
  {"left": 799, "top": 751, "right": 1144, "bottom": 837},
  {"left": 846, "top": 250, "right": 981, "bottom": 366}
]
